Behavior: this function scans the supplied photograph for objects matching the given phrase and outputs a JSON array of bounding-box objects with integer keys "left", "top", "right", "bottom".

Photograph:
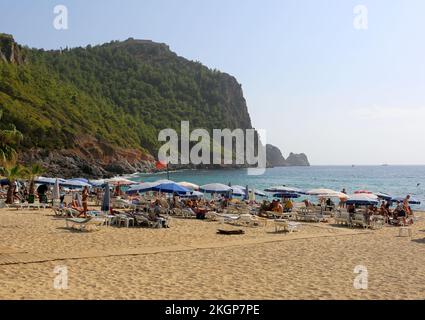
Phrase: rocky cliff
[
  {"left": 266, "top": 144, "right": 310, "bottom": 167},
  {"left": 1, "top": 33, "right": 309, "bottom": 176}
]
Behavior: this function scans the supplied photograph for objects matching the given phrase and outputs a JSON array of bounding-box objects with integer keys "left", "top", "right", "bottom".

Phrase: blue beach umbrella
[
  {"left": 374, "top": 192, "right": 393, "bottom": 201},
  {"left": 152, "top": 182, "right": 190, "bottom": 194},
  {"left": 199, "top": 183, "right": 232, "bottom": 194},
  {"left": 273, "top": 193, "right": 301, "bottom": 199},
  {"left": 101, "top": 184, "right": 111, "bottom": 212},
  {"left": 265, "top": 186, "right": 302, "bottom": 193},
  {"left": 35, "top": 177, "right": 66, "bottom": 185},
  {"left": 62, "top": 179, "right": 91, "bottom": 188},
  {"left": 346, "top": 194, "right": 379, "bottom": 206},
  {"left": 181, "top": 191, "right": 204, "bottom": 198},
  {"left": 126, "top": 182, "right": 157, "bottom": 194},
  {"left": 391, "top": 196, "right": 421, "bottom": 205}
]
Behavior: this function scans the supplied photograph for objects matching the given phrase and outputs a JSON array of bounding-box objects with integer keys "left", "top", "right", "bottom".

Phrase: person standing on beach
[
  {"left": 403, "top": 195, "right": 412, "bottom": 216},
  {"left": 82, "top": 186, "right": 89, "bottom": 217}
]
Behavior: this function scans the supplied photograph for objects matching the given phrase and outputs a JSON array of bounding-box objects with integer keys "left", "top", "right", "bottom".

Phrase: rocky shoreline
[{"left": 19, "top": 144, "right": 310, "bottom": 179}]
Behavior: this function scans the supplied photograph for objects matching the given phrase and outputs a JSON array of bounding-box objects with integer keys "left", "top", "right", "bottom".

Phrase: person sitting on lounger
[{"left": 284, "top": 199, "right": 293, "bottom": 212}]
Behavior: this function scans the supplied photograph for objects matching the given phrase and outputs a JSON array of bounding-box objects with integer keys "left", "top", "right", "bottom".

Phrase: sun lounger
[
  {"left": 296, "top": 208, "right": 323, "bottom": 222},
  {"left": 351, "top": 213, "right": 368, "bottom": 229},
  {"left": 369, "top": 215, "right": 385, "bottom": 229},
  {"left": 334, "top": 211, "right": 351, "bottom": 227},
  {"left": 274, "top": 220, "right": 301, "bottom": 233},
  {"left": 134, "top": 214, "right": 163, "bottom": 228},
  {"left": 65, "top": 216, "right": 106, "bottom": 231}
]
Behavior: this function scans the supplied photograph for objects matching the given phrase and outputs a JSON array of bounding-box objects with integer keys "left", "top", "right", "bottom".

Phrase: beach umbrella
[
  {"left": 273, "top": 193, "right": 300, "bottom": 199},
  {"left": 68, "top": 178, "right": 90, "bottom": 184},
  {"left": 52, "top": 178, "right": 60, "bottom": 200},
  {"left": 354, "top": 190, "right": 373, "bottom": 194},
  {"left": 35, "top": 177, "right": 66, "bottom": 185},
  {"left": 104, "top": 177, "right": 136, "bottom": 186},
  {"left": 265, "top": 186, "right": 302, "bottom": 193},
  {"left": 181, "top": 191, "right": 204, "bottom": 198},
  {"left": 391, "top": 196, "right": 421, "bottom": 205},
  {"left": 231, "top": 187, "right": 246, "bottom": 196},
  {"left": 177, "top": 181, "right": 199, "bottom": 190},
  {"left": 199, "top": 183, "right": 232, "bottom": 193},
  {"left": 307, "top": 188, "right": 339, "bottom": 195},
  {"left": 346, "top": 194, "right": 379, "bottom": 206},
  {"left": 152, "top": 182, "right": 190, "bottom": 194},
  {"left": 62, "top": 179, "right": 91, "bottom": 188},
  {"left": 375, "top": 192, "right": 393, "bottom": 201},
  {"left": 89, "top": 179, "right": 105, "bottom": 187},
  {"left": 315, "top": 192, "right": 349, "bottom": 199},
  {"left": 252, "top": 189, "right": 267, "bottom": 197},
  {"left": 73, "top": 192, "right": 83, "bottom": 207},
  {"left": 0, "top": 178, "right": 9, "bottom": 186},
  {"left": 101, "top": 183, "right": 111, "bottom": 212},
  {"left": 153, "top": 179, "right": 175, "bottom": 184},
  {"left": 126, "top": 182, "right": 157, "bottom": 194},
  {"left": 231, "top": 185, "right": 267, "bottom": 197}
]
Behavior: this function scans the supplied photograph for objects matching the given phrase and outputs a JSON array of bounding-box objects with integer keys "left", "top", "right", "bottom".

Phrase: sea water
[{"left": 131, "top": 166, "right": 425, "bottom": 209}]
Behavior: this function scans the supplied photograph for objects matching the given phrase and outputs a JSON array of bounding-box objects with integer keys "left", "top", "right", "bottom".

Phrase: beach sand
[{"left": 0, "top": 207, "right": 424, "bottom": 300}]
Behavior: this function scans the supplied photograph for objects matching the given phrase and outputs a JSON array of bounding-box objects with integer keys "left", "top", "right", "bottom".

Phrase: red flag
[{"left": 155, "top": 161, "right": 167, "bottom": 169}]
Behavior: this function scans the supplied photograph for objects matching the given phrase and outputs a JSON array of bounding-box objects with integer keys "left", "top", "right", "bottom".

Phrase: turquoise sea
[{"left": 131, "top": 166, "right": 425, "bottom": 209}]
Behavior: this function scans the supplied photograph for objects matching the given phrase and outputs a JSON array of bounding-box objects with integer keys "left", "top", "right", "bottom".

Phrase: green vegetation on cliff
[{"left": 0, "top": 35, "right": 252, "bottom": 158}]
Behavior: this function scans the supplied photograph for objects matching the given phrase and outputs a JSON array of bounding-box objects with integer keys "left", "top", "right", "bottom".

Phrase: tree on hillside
[
  {"left": 24, "top": 163, "right": 45, "bottom": 199},
  {"left": 0, "top": 110, "right": 23, "bottom": 165},
  {"left": 0, "top": 161, "right": 26, "bottom": 204}
]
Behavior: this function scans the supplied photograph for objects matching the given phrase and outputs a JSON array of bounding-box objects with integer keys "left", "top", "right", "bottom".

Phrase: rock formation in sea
[{"left": 266, "top": 144, "right": 310, "bottom": 167}]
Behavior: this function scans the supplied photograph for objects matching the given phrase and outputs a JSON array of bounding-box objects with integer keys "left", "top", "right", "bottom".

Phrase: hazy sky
[{"left": 1, "top": 0, "right": 424, "bottom": 165}]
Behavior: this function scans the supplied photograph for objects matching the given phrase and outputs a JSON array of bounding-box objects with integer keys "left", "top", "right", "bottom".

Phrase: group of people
[
  {"left": 346, "top": 195, "right": 415, "bottom": 225},
  {"left": 261, "top": 198, "right": 294, "bottom": 213}
]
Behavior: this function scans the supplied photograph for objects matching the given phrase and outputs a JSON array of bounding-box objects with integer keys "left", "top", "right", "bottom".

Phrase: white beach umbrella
[
  {"left": 177, "top": 181, "right": 199, "bottom": 190},
  {"left": 307, "top": 188, "right": 341, "bottom": 196},
  {"left": 104, "top": 177, "right": 136, "bottom": 186},
  {"left": 153, "top": 179, "right": 175, "bottom": 185},
  {"left": 199, "top": 183, "right": 232, "bottom": 193}
]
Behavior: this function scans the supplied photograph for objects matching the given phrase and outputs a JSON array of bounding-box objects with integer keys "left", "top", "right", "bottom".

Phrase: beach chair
[
  {"left": 205, "top": 211, "right": 218, "bottom": 221},
  {"left": 334, "top": 211, "right": 351, "bottom": 227},
  {"left": 351, "top": 213, "right": 368, "bottom": 229},
  {"left": 65, "top": 216, "right": 106, "bottom": 231},
  {"left": 134, "top": 214, "right": 162, "bottom": 228},
  {"left": 236, "top": 214, "right": 260, "bottom": 227},
  {"left": 296, "top": 208, "right": 322, "bottom": 222},
  {"left": 369, "top": 215, "right": 385, "bottom": 229},
  {"left": 274, "top": 220, "right": 300, "bottom": 233},
  {"left": 116, "top": 214, "right": 135, "bottom": 228}
]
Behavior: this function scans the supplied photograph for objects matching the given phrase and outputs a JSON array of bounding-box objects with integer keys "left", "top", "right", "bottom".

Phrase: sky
[{"left": 1, "top": 0, "right": 424, "bottom": 165}]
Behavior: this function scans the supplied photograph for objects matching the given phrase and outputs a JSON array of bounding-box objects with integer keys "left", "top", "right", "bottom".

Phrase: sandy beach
[{"left": 0, "top": 207, "right": 424, "bottom": 300}]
